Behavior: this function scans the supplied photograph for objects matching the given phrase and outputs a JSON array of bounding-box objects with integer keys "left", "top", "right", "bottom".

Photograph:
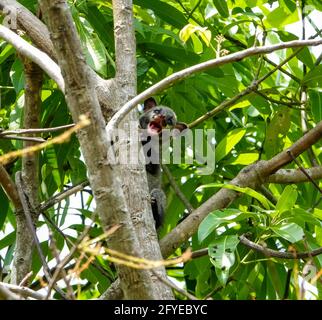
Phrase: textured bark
[
  {"left": 0, "top": 0, "right": 115, "bottom": 119},
  {"left": 11, "top": 60, "right": 42, "bottom": 285},
  {"left": 108, "top": 0, "right": 173, "bottom": 299},
  {"left": 39, "top": 0, "right": 172, "bottom": 299}
]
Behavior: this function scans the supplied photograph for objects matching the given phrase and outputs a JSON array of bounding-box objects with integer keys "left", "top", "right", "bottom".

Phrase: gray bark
[{"left": 11, "top": 60, "right": 42, "bottom": 285}]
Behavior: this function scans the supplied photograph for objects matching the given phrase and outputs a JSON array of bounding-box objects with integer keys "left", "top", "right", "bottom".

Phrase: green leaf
[
  {"left": 292, "top": 208, "right": 322, "bottom": 228},
  {"left": 315, "top": 226, "right": 322, "bottom": 246},
  {"left": 215, "top": 128, "right": 246, "bottom": 162},
  {"left": 213, "top": 0, "right": 229, "bottom": 18},
  {"left": 271, "top": 222, "right": 304, "bottom": 243},
  {"left": 276, "top": 185, "right": 298, "bottom": 214},
  {"left": 209, "top": 235, "right": 239, "bottom": 286},
  {"left": 197, "top": 183, "right": 272, "bottom": 210},
  {"left": 309, "top": 89, "right": 322, "bottom": 122},
  {"left": 303, "top": 65, "right": 322, "bottom": 87},
  {"left": 264, "top": 108, "right": 291, "bottom": 158},
  {"left": 0, "top": 231, "right": 16, "bottom": 250},
  {"left": 134, "top": 0, "right": 187, "bottom": 28},
  {"left": 265, "top": 6, "right": 299, "bottom": 28},
  {"left": 198, "top": 209, "right": 241, "bottom": 242},
  {"left": 10, "top": 59, "right": 25, "bottom": 93},
  {"left": 228, "top": 153, "right": 259, "bottom": 165},
  {"left": 141, "top": 42, "right": 200, "bottom": 65},
  {"left": 0, "top": 188, "right": 9, "bottom": 229},
  {"left": 0, "top": 44, "right": 14, "bottom": 64}
]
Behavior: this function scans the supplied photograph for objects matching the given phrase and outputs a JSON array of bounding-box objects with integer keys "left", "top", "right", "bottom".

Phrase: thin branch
[
  {"left": 15, "top": 172, "right": 49, "bottom": 274},
  {"left": 15, "top": 171, "right": 67, "bottom": 299},
  {"left": 0, "top": 282, "right": 49, "bottom": 300},
  {"left": 0, "top": 135, "right": 45, "bottom": 143},
  {"left": 286, "top": 151, "right": 322, "bottom": 194},
  {"left": 239, "top": 234, "right": 322, "bottom": 259},
  {"left": 107, "top": 39, "right": 322, "bottom": 132},
  {"left": 0, "top": 0, "right": 115, "bottom": 118},
  {"left": 0, "top": 283, "right": 20, "bottom": 300},
  {"left": 0, "top": 123, "right": 74, "bottom": 136},
  {"left": 160, "top": 120, "right": 322, "bottom": 258},
  {"left": 0, "top": 115, "right": 90, "bottom": 165},
  {"left": 39, "top": 180, "right": 89, "bottom": 212},
  {"left": 151, "top": 270, "right": 198, "bottom": 300},
  {"left": 162, "top": 164, "right": 194, "bottom": 213},
  {"left": 190, "top": 248, "right": 208, "bottom": 259},
  {"left": 0, "top": 24, "right": 64, "bottom": 91},
  {"left": 268, "top": 166, "right": 322, "bottom": 184},
  {"left": 48, "top": 231, "right": 75, "bottom": 300},
  {"left": 255, "top": 91, "right": 303, "bottom": 109},
  {"left": 45, "top": 213, "right": 96, "bottom": 300},
  {"left": 189, "top": 45, "right": 307, "bottom": 128}
]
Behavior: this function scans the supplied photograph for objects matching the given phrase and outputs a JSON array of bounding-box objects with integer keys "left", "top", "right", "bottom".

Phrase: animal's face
[
  {"left": 140, "top": 98, "right": 188, "bottom": 136},
  {"left": 142, "top": 106, "right": 178, "bottom": 136}
]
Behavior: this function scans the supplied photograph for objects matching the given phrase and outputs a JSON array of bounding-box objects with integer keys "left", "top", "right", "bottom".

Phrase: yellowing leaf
[{"left": 179, "top": 23, "right": 212, "bottom": 47}]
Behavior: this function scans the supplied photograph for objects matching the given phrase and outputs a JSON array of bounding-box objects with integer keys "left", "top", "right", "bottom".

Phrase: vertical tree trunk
[
  {"left": 11, "top": 60, "right": 42, "bottom": 285},
  {"left": 112, "top": 0, "right": 174, "bottom": 299}
]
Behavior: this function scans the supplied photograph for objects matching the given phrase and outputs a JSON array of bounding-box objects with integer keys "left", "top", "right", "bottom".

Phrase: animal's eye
[
  {"left": 154, "top": 109, "right": 161, "bottom": 114},
  {"left": 166, "top": 117, "right": 175, "bottom": 126}
]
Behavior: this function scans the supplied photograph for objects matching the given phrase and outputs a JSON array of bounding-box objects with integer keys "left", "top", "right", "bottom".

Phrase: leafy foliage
[{"left": 1, "top": 0, "right": 322, "bottom": 300}]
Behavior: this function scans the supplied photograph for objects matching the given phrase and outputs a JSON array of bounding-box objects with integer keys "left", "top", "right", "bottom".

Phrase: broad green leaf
[
  {"left": 228, "top": 100, "right": 251, "bottom": 111},
  {"left": 0, "top": 231, "right": 16, "bottom": 250},
  {"left": 278, "top": 31, "right": 314, "bottom": 68},
  {"left": 303, "top": 65, "right": 322, "bottom": 87},
  {"left": 309, "top": 89, "right": 322, "bottom": 122},
  {"left": 213, "top": 0, "right": 229, "bottom": 18},
  {"left": 0, "top": 188, "right": 9, "bottom": 229},
  {"left": 142, "top": 42, "right": 200, "bottom": 65},
  {"left": 271, "top": 222, "right": 304, "bottom": 243},
  {"left": 205, "top": 3, "right": 218, "bottom": 20},
  {"left": 265, "top": 6, "right": 299, "bottom": 28},
  {"left": 264, "top": 108, "right": 291, "bottom": 158},
  {"left": 179, "top": 24, "right": 197, "bottom": 43},
  {"left": 276, "top": 185, "right": 298, "bottom": 214},
  {"left": 179, "top": 24, "right": 211, "bottom": 47},
  {"left": 228, "top": 153, "right": 259, "bottom": 165},
  {"left": 313, "top": 208, "right": 322, "bottom": 220},
  {"left": 215, "top": 128, "right": 246, "bottom": 162},
  {"left": 191, "top": 33, "right": 204, "bottom": 54},
  {"left": 212, "top": 64, "right": 239, "bottom": 97},
  {"left": 222, "top": 20, "right": 254, "bottom": 35},
  {"left": 209, "top": 235, "right": 240, "bottom": 285},
  {"left": 197, "top": 183, "right": 272, "bottom": 209},
  {"left": 315, "top": 226, "right": 322, "bottom": 246},
  {"left": 0, "top": 44, "right": 14, "bottom": 64},
  {"left": 10, "top": 59, "right": 25, "bottom": 93},
  {"left": 134, "top": 0, "right": 187, "bottom": 28},
  {"left": 292, "top": 208, "right": 322, "bottom": 228},
  {"left": 198, "top": 209, "right": 241, "bottom": 242}
]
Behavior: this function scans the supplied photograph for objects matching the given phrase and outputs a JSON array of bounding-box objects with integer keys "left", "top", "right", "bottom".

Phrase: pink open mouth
[{"left": 147, "top": 116, "right": 166, "bottom": 136}]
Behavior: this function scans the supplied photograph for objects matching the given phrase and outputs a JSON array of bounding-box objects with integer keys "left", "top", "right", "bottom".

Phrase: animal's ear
[
  {"left": 174, "top": 122, "right": 188, "bottom": 132},
  {"left": 144, "top": 97, "right": 157, "bottom": 112}
]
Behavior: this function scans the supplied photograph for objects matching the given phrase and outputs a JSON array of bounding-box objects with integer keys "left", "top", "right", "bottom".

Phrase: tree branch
[
  {"left": 0, "top": 282, "right": 49, "bottom": 300},
  {"left": 39, "top": 0, "right": 168, "bottom": 300},
  {"left": 106, "top": 39, "right": 322, "bottom": 132},
  {"left": 0, "top": 283, "right": 20, "bottom": 300},
  {"left": 239, "top": 235, "right": 322, "bottom": 259},
  {"left": 268, "top": 166, "right": 322, "bottom": 184},
  {"left": 160, "top": 120, "right": 322, "bottom": 258},
  {"left": 0, "top": 25, "right": 64, "bottom": 91},
  {"left": 0, "top": 123, "right": 74, "bottom": 136},
  {"left": 0, "top": 0, "right": 115, "bottom": 119},
  {"left": 11, "top": 58, "right": 43, "bottom": 286}
]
